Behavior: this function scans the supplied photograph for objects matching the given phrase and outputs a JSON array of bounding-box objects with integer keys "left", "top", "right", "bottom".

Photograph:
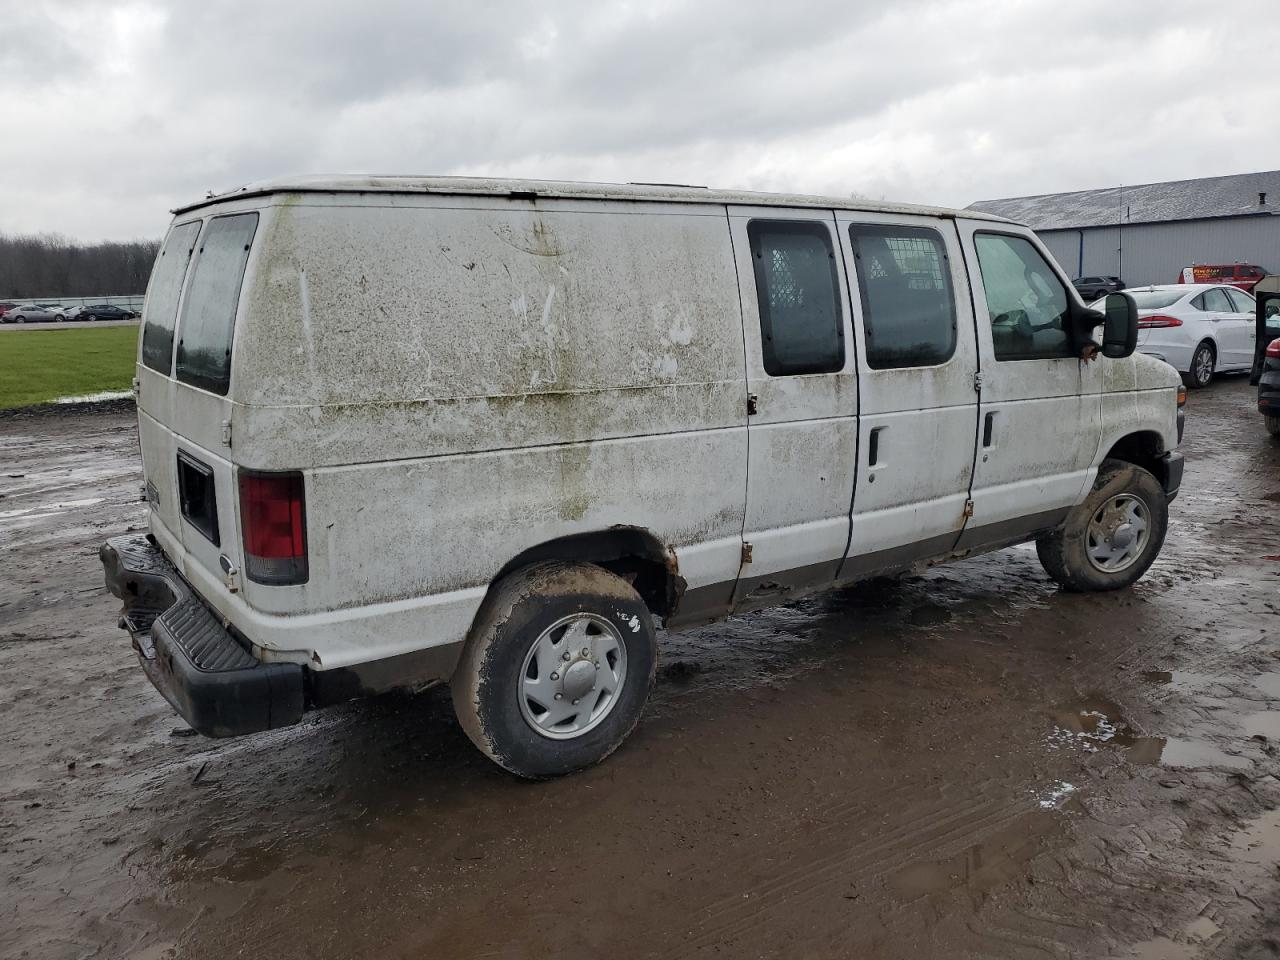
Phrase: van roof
[{"left": 173, "top": 175, "right": 1016, "bottom": 223}]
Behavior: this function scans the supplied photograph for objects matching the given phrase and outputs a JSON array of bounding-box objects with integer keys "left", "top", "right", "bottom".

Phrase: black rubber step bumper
[{"left": 100, "top": 534, "right": 304, "bottom": 737}]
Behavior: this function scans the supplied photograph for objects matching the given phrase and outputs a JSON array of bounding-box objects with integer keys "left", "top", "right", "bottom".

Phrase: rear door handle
[{"left": 982, "top": 412, "right": 996, "bottom": 448}]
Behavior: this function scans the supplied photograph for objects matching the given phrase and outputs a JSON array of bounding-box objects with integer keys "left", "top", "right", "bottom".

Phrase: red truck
[{"left": 1177, "top": 264, "right": 1269, "bottom": 290}]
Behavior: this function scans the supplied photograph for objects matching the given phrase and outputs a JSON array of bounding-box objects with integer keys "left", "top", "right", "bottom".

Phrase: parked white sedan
[{"left": 1113, "top": 284, "right": 1258, "bottom": 388}]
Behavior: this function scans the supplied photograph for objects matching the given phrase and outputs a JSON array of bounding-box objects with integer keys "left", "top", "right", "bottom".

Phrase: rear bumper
[
  {"left": 100, "top": 534, "right": 304, "bottom": 737},
  {"left": 1259, "top": 369, "right": 1280, "bottom": 415}
]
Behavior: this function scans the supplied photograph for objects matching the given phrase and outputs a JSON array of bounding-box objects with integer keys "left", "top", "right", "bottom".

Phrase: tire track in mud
[{"left": 682, "top": 792, "right": 1040, "bottom": 953}]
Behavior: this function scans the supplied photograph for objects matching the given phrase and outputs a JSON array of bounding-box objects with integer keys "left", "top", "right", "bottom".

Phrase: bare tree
[{"left": 0, "top": 232, "right": 161, "bottom": 299}]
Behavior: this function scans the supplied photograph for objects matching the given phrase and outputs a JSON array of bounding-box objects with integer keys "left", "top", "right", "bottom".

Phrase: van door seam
[
  {"left": 724, "top": 206, "right": 751, "bottom": 589},
  {"left": 832, "top": 211, "right": 861, "bottom": 581},
  {"left": 956, "top": 220, "right": 985, "bottom": 532}
]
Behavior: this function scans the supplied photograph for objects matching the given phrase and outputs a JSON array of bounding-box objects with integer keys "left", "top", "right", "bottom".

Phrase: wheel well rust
[{"left": 493, "top": 527, "right": 686, "bottom": 619}]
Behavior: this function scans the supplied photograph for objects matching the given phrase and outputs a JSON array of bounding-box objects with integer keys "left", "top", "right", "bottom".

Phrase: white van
[{"left": 101, "top": 177, "right": 1185, "bottom": 778}]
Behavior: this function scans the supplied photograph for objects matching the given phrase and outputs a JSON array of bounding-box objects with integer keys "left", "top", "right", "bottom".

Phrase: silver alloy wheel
[
  {"left": 1086, "top": 493, "right": 1150, "bottom": 573},
  {"left": 1192, "top": 346, "right": 1213, "bottom": 386},
  {"left": 518, "top": 613, "right": 627, "bottom": 740}
]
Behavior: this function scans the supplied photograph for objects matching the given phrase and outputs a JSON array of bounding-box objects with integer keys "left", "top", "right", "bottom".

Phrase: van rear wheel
[
  {"left": 1267, "top": 415, "right": 1280, "bottom": 437},
  {"left": 1036, "top": 459, "right": 1168, "bottom": 592},
  {"left": 451, "top": 561, "right": 656, "bottom": 779}
]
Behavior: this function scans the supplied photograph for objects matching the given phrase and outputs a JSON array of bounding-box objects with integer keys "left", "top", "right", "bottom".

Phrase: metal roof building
[{"left": 968, "top": 170, "right": 1280, "bottom": 286}]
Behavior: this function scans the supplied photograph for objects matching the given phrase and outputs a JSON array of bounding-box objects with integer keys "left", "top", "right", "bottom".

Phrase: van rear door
[{"left": 138, "top": 211, "right": 260, "bottom": 593}]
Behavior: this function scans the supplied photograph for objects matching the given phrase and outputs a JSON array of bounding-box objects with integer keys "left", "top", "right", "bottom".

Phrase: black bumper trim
[
  {"left": 100, "top": 534, "right": 303, "bottom": 737},
  {"left": 1159, "top": 451, "right": 1184, "bottom": 503}
]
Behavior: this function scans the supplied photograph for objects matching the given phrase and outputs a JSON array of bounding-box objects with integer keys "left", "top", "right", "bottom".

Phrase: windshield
[{"left": 1127, "top": 289, "right": 1186, "bottom": 309}]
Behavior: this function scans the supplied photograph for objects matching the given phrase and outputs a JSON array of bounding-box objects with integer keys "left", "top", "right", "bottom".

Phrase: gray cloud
[{"left": 2, "top": 0, "right": 1277, "bottom": 241}]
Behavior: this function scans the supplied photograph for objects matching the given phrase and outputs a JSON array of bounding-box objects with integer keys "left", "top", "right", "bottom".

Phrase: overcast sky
[{"left": 3, "top": 0, "right": 1279, "bottom": 242}]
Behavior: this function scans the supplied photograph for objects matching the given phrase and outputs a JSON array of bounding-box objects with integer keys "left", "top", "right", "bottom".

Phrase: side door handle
[{"left": 982, "top": 412, "right": 996, "bottom": 448}]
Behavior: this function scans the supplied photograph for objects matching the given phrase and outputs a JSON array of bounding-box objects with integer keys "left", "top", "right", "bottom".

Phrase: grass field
[{"left": 0, "top": 326, "right": 138, "bottom": 409}]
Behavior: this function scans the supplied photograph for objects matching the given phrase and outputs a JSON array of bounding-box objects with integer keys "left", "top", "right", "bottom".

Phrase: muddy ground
[{"left": 2, "top": 379, "right": 1278, "bottom": 960}]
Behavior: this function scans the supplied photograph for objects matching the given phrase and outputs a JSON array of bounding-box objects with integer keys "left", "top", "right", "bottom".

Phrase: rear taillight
[
  {"left": 1267, "top": 338, "right": 1280, "bottom": 359},
  {"left": 238, "top": 470, "right": 308, "bottom": 584},
  {"left": 1138, "top": 315, "right": 1183, "bottom": 328}
]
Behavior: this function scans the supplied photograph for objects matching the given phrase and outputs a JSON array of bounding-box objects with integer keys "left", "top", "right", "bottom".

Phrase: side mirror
[{"left": 1100, "top": 291, "right": 1138, "bottom": 359}]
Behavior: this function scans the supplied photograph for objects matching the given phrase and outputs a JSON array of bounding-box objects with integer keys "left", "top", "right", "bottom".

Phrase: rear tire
[
  {"left": 1267, "top": 416, "right": 1280, "bottom": 437},
  {"left": 87, "top": 314, "right": 97, "bottom": 322},
  {"left": 1182, "top": 342, "right": 1215, "bottom": 389},
  {"left": 1036, "top": 459, "right": 1168, "bottom": 592},
  {"left": 451, "top": 561, "right": 656, "bottom": 779}
]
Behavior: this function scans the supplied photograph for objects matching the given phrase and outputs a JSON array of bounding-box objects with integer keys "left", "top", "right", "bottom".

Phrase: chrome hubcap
[
  {"left": 1086, "top": 493, "right": 1150, "bottom": 573},
  {"left": 518, "top": 613, "right": 627, "bottom": 740}
]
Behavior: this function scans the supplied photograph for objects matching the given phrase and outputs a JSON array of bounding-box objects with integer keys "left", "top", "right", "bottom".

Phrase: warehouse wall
[{"left": 1040, "top": 214, "right": 1280, "bottom": 287}]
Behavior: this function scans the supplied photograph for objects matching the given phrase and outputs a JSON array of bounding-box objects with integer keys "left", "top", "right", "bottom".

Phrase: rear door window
[
  {"left": 175, "top": 212, "right": 259, "bottom": 395},
  {"left": 142, "top": 221, "right": 202, "bottom": 373},
  {"left": 1226, "top": 288, "right": 1256, "bottom": 313},
  {"left": 1200, "top": 287, "right": 1232, "bottom": 313},
  {"left": 848, "top": 224, "right": 956, "bottom": 369}
]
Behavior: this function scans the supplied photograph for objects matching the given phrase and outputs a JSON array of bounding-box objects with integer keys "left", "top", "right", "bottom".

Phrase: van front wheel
[
  {"left": 1036, "top": 459, "right": 1168, "bottom": 592},
  {"left": 451, "top": 561, "right": 656, "bottom": 779}
]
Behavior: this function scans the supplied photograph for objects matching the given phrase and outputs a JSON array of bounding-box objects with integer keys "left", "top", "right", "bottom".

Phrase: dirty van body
[{"left": 100, "top": 176, "right": 1184, "bottom": 778}]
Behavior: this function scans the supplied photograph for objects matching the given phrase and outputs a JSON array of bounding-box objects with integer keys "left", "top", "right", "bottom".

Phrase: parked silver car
[{"left": 3, "top": 303, "right": 64, "bottom": 323}]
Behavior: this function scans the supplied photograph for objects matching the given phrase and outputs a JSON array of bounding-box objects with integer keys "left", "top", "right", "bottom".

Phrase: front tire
[
  {"left": 1183, "top": 342, "right": 1215, "bottom": 389},
  {"left": 1036, "top": 459, "right": 1168, "bottom": 592},
  {"left": 87, "top": 314, "right": 98, "bottom": 322},
  {"left": 451, "top": 561, "right": 656, "bottom": 779}
]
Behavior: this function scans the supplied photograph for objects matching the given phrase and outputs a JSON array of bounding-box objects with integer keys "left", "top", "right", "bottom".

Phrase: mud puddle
[
  {"left": 1049, "top": 698, "right": 1167, "bottom": 764},
  {"left": 1053, "top": 694, "right": 1260, "bottom": 772}
]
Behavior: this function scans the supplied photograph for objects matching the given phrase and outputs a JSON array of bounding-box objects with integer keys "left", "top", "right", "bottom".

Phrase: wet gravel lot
[{"left": 2, "top": 378, "right": 1278, "bottom": 960}]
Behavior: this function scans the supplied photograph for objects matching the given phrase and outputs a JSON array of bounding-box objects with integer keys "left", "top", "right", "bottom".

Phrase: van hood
[{"left": 1102, "top": 350, "right": 1179, "bottom": 393}]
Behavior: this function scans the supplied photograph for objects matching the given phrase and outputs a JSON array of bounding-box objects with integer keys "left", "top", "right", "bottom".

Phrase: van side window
[
  {"left": 175, "top": 213, "right": 259, "bottom": 395},
  {"left": 974, "top": 233, "right": 1072, "bottom": 361},
  {"left": 747, "top": 221, "right": 844, "bottom": 376},
  {"left": 849, "top": 224, "right": 956, "bottom": 369},
  {"left": 141, "top": 220, "right": 202, "bottom": 374}
]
